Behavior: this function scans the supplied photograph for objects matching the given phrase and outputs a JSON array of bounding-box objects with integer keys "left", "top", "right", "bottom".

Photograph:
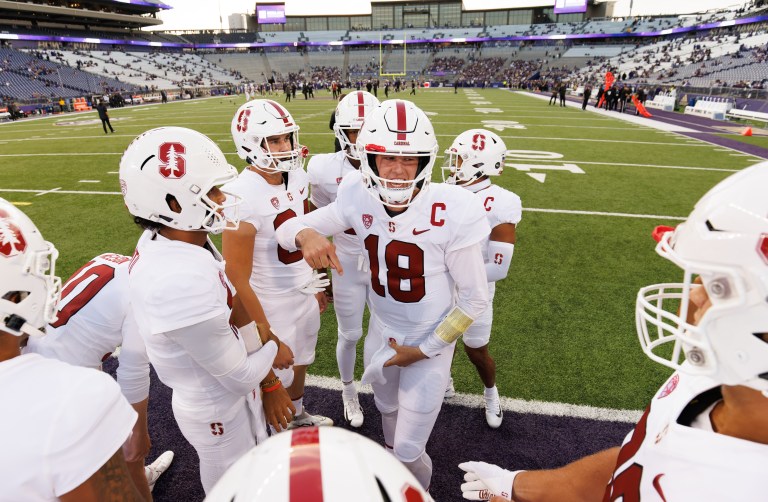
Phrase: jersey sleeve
[
  {"left": 489, "top": 190, "right": 522, "bottom": 228},
  {"left": 141, "top": 269, "right": 228, "bottom": 334},
  {"left": 49, "top": 370, "right": 137, "bottom": 497},
  {"left": 448, "top": 191, "right": 491, "bottom": 252},
  {"left": 307, "top": 157, "right": 332, "bottom": 209},
  {"left": 223, "top": 178, "right": 263, "bottom": 232},
  {"left": 116, "top": 304, "right": 150, "bottom": 404}
]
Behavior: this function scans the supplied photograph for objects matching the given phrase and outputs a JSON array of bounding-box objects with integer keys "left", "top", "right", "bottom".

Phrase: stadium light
[{"left": 284, "top": 0, "right": 372, "bottom": 16}]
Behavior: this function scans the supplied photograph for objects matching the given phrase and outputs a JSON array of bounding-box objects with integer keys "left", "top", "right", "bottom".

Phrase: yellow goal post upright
[{"left": 379, "top": 32, "right": 407, "bottom": 78}]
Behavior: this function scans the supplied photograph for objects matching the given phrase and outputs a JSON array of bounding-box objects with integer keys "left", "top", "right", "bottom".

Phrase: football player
[
  {"left": 0, "top": 198, "right": 144, "bottom": 500},
  {"left": 120, "top": 127, "right": 280, "bottom": 493},
  {"left": 223, "top": 99, "right": 333, "bottom": 431},
  {"left": 307, "top": 90, "right": 380, "bottom": 428},
  {"left": 441, "top": 129, "right": 521, "bottom": 428},
  {"left": 459, "top": 162, "right": 768, "bottom": 501},
  {"left": 275, "top": 99, "right": 491, "bottom": 489},
  {"left": 24, "top": 252, "right": 174, "bottom": 497}
]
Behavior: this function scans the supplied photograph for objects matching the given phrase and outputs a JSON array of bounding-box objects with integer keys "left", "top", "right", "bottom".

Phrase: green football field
[{"left": 1, "top": 88, "right": 762, "bottom": 412}]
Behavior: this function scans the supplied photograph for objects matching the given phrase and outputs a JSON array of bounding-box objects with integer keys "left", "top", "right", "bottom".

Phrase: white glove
[
  {"left": 458, "top": 461, "right": 524, "bottom": 501},
  {"left": 299, "top": 271, "right": 331, "bottom": 295}
]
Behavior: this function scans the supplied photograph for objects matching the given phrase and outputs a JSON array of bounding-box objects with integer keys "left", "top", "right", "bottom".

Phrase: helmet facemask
[{"left": 637, "top": 226, "right": 768, "bottom": 393}]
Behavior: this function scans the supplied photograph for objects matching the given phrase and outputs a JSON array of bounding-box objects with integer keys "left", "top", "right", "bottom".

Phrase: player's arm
[
  {"left": 163, "top": 314, "right": 278, "bottom": 396},
  {"left": 59, "top": 448, "right": 144, "bottom": 502},
  {"left": 222, "top": 221, "right": 294, "bottom": 369},
  {"left": 485, "top": 223, "right": 516, "bottom": 283},
  {"left": 275, "top": 203, "right": 348, "bottom": 273},
  {"left": 115, "top": 309, "right": 152, "bottom": 500},
  {"left": 414, "top": 242, "right": 489, "bottom": 360},
  {"left": 462, "top": 447, "right": 619, "bottom": 502}
]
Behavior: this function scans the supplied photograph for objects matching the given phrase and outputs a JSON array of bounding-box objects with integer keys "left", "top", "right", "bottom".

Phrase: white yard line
[
  {"left": 306, "top": 374, "right": 642, "bottom": 423},
  {"left": 0, "top": 187, "right": 688, "bottom": 220},
  {"left": 511, "top": 159, "right": 740, "bottom": 172}
]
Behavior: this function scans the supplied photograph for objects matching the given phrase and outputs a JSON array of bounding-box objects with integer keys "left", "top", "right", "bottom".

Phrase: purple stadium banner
[
  {"left": 110, "top": 0, "right": 173, "bottom": 10},
  {"left": 554, "top": 0, "right": 587, "bottom": 15},
  {"left": 1, "top": 14, "right": 767, "bottom": 49},
  {"left": 257, "top": 4, "right": 287, "bottom": 24}
]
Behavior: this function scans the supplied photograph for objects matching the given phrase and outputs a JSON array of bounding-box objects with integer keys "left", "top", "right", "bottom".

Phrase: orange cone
[{"left": 741, "top": 127, "right": 753, "bottom": 136}]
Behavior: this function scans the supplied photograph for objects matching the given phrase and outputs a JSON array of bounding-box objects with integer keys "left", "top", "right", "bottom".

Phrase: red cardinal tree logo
[
  {"left": 159, "top": 142, "right": 186, "bottom": 179},
  {"left": 0, "top": 211, "right": 27, "bottom": 258}
]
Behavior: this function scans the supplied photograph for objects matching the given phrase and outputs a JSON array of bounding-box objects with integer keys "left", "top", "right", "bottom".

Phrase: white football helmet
[
  {"left": 119, "top": 127, "right": 240, "bottom": 234},
  {"left": 356, "top": 99, "right": 438, "bottom": 207},
  {"left": 636, "top": 161, "right": 768, "bottom": 392},
  {"left": 231, "top": 99, "right": 307, "bottom": 173},
  {"left": 334, "top": 90, "right": 380, "bottom": 161},
  {"left": 205, "top": 426, "right": 432, "bottom": 502},
  {"left": 442, "top": 129, "right": 506, "bottom": 185},
  {"left": 0, "top": 198, "right": 61, "bottom": 338}
]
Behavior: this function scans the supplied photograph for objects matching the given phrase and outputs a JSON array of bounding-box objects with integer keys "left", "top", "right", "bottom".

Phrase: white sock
[
  {"left": 293, "top": 397, "right": 304, "bottom": 417},
  {"left": 342, "top": 380, "right": 357, "bottom": 398},
  {"left": 484, "top": 386, "right": 499, "bottom": 400}
]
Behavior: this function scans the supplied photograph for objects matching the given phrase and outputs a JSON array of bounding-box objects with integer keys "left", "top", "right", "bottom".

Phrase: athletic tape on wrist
[{"left": 434, "top": 306, "right": 474, "bottom": 344}]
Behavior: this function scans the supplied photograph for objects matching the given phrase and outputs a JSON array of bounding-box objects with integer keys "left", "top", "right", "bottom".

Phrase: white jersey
[
  {"left": 25, "top": 253, "right": 131, "bottom": 369},
  {"left": 0, "top": 353, "right": 136, "bottom": 501},
  {"left": 223, "top": 168, "right": 313, "bottom": 296},
  {"left": 283, "top": 171, "right": 490, "bottom": 343},
  {"left": 471, "top": 181, "right": 522, "bottom": 294},
  {"left": 307, "top": 150, "right": 362, "bottom": 256},
  {"left": 604, "top": 371, "right": 768, "bottom": 501},
  {"left": 128, "top": 230, "right": 243, "bottom": 410}
]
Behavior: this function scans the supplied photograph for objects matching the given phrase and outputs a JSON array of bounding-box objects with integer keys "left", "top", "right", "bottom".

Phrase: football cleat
[
  {"left": 342, "top": 393, "right": 364, "bottom": 428},
  {"left": 145, "top": 450, "right": 174, "bottom": 492},
  {"left": 484, "top": 397, "right": 503, "bottom": 429},
  {"left": 287, "top": 411, "right": 334, "bottom": 429},
  {"left": 444, "top": 377, "right": 456, "bottom": 400}
]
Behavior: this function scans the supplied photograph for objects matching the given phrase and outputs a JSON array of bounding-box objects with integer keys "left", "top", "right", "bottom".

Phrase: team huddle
[{"left": 1, "top": 90, "right": 767, "bottom": 501}]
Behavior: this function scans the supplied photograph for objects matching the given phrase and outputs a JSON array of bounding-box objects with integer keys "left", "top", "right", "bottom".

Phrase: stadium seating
[{"left": 645, "top": 94, "right": 677, "bottom": 112}]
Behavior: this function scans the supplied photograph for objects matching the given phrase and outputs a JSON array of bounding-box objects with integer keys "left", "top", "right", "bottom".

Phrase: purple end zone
[{"left": 105, "top": 361, "right": 633, "bottom": 501}]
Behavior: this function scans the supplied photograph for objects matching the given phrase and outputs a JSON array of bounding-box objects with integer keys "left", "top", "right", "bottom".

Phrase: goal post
[{"left": 379, "top": 33, "right": 407, "bottom": 77}]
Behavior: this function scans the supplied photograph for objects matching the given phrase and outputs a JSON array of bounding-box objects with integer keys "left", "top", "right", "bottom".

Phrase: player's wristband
[{"left": 261, "top": 380, "right": 282, "bottom": 393}]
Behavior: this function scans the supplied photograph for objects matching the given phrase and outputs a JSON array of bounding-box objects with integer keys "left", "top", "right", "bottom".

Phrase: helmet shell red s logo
[
  {"left": 159, "top": 142, "right": 186, "bottom": 179},
  {"left": 0, "top": 210, "right": 27, "bottom": 258},
  {"left": 236, "top": 109, "right": 250, "bottom": 133},
  {"left": 472, "top": 133, "right": 486, "bottom": 151}
]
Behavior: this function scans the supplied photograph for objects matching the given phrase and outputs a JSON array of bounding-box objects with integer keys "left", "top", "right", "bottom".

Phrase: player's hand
[
  {"left": 315, "top": 291, "right": 329, "bottom": 313},
  {"left": 300, "top": 271, "right": 331, "bottom": 295},
  {"left": 459, "top": 461, "right": 520, "bottom": 501},
  {"left": 383, "top": 339, "right": 427, "bottom": 368},
  {"left": 262, "top": 386, "right": 295, "bottom": 432},
  {"left": 273, "top": 341, "right": 294, "bottom": 370},
  {"left": 123, "top": 427, "right": 151, "bottom": 463},
  {"left": 296, "top": 229, "right": 343, "bottom": 275}
]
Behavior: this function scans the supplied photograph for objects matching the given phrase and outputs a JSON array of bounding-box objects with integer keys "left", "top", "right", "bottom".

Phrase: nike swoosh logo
[
  {"left": 300, "top": 188, "right": 305, "bottom": 194},
  {"left": 653, "top": 473, "right": 668, "bottom": 502},
  {"left": 412, "top": 228, "right": 430, "bottom": 235}
]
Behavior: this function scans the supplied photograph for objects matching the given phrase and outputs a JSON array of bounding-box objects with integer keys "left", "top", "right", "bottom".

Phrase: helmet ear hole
[{"left": 165, "top": 194, "right": 181, "bottom": 214}]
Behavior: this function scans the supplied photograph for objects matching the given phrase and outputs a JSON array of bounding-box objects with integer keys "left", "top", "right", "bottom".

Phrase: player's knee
[
  {"left": 394, "top": 442, "right": 425, "bottom": 463},
  {"left": 374, "top": 398, "right": 399, "bottom": 415},
  {"left": 336, "top": 329, "right": 361, "bottom": 348}
]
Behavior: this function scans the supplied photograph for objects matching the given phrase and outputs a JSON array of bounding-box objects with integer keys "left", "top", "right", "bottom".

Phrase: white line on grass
[
  {"left": 437, "top": 135, "right": 707, "bottom": 147},
  {"left": 511, "top": 159, "right": 740, "bottom": 172},
  {"left": 306, "top": 374, "right": 642, "bottom": 423},
  {"left": 78, "top": 180, "right": 101, "bottom": 183},
  {"left": 525, "top": 207, "right": 686, "bottom": 220},
  {"left": 34, "top": 187, "right": 61, "bottom": 197},
  {"left": 0, "top": 188, "right": 688, "bottom": 220}
]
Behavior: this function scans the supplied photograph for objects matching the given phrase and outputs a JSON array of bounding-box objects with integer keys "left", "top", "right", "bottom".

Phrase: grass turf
[{"left": 0, "top": 88, "right": 760, "bottom": 411}]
